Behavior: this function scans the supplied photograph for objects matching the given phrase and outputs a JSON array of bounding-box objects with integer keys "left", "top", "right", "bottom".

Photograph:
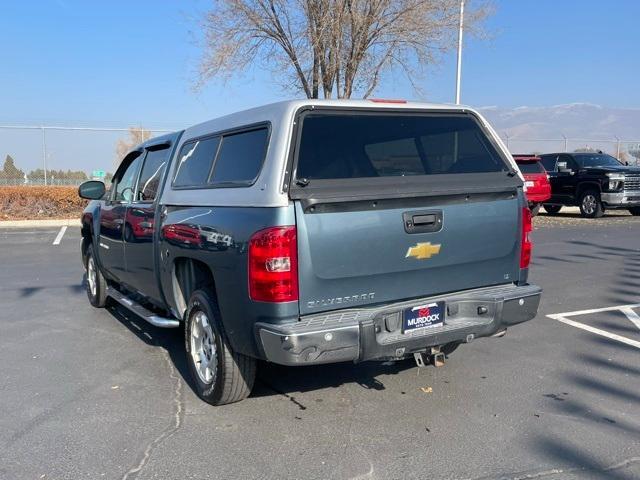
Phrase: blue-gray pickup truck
[{"left": 79, "top": 99, "right": 541, "bottom": 405}]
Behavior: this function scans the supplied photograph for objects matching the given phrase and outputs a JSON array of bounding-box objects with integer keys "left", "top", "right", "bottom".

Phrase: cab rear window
[{"left": 295, "top": 113, "right": 508, "bottom": 181}]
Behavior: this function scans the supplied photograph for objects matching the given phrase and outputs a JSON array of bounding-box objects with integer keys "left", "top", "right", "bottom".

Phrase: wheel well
[
  {"left": 576, "top": 182, "right": 601, "bottom": 198},
  {"left": 172, "top": 257, "right": 216, "bottom": 319}
]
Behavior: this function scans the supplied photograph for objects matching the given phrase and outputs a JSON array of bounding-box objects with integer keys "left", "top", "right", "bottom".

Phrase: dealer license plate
[{"left": 402, "top": 301, "right": 445, "bottom": 333}]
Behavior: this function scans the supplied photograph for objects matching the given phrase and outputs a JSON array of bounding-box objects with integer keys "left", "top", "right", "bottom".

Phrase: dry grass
[{"left": 0, "top": 186, "right": 87, "bottom": 220}]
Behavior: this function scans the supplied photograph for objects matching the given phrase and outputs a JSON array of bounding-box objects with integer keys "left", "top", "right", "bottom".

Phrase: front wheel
[
  {"left": 185, "top": 290, "right": 256, "bottom": 405},
  {"left": 85, "top": 244, "right": 107, "bottom": 307},
  {"left": 543, "top": 204, "right": 562, "bottom": 215},
  {"left": 579, "top": 190, "right": 604, "bottom": 218},
  {"left": 629, "top": 207, "right": 640, "bottom": 216}
]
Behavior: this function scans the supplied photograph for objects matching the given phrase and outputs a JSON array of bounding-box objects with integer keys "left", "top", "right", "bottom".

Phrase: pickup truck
[
  {"left": 539, "top": 152, "right": 640, "bottom": 218},
  {"left": 79, "top": 99, "right": 542, "bottom": 405}
]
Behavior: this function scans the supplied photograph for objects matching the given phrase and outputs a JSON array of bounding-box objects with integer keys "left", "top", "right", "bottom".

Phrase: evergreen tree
[{"left": 1, "top": 155, "right": 25, "bottom": 180}]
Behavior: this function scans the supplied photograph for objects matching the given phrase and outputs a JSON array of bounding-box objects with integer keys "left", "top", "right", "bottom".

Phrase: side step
[{"left": 107, "top": 287, "right": 180, "bottom": 328}]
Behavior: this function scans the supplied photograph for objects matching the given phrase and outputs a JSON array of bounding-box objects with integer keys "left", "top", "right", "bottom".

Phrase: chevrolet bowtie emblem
[{"left": 405, "top": 242, "right": 441, "bottom": 260}]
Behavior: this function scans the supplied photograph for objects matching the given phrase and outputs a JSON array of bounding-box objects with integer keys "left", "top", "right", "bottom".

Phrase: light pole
[
  {"left": 455, "top": 0, "right": 465, "bottom": 104},
  {"left": 41, "top": 126, "right": 48, "bottom": 186}
]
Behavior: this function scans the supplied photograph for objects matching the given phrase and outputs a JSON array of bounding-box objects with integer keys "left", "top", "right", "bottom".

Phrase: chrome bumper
[
  {"left": 257, "top": 283, "right": 542, "bottom": 366},
  {"left": 601, "top": 191, "right": 640, "bottom": 207}
]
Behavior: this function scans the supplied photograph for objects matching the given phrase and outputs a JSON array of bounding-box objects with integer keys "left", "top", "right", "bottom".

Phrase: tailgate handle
[
  {"left": 403, "top": 210, "right": 443, "bottom": 234},
  {"left": 412, "top": 214, "right": 437, "bottom": 226}
]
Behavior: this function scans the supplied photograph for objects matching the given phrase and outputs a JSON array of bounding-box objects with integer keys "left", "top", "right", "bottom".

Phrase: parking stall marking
[
  {"left": 547, "top": 303, "right": 640, "bottom": 350},
  {"left": 52, "top": 226, "right": 67, "bottom": 245}
]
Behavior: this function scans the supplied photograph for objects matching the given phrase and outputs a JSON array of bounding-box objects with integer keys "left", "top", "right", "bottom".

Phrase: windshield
[{"left": 574, "top": 154, "right": 621, "bottom": 168}]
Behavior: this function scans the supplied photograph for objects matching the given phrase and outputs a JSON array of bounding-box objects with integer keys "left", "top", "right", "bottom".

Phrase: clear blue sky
[
  {"left": 1, "top": 0, "right": 640, "bottom": 174},
  {"left": 2, "top": 0, "right": 640, "bottom": 129}
]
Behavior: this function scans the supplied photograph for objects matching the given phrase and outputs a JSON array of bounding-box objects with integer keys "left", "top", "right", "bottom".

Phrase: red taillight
[
  {"left": 520, "top": 207, "right": 533, "bottom": 269},
  {"left": 248, "top": 226, "right": 298, "bottom": 302}
]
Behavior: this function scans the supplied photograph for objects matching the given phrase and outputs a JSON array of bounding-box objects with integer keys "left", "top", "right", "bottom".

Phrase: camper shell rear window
[{"left": 293, "top": 111, "right": 509, "bottom": 183}]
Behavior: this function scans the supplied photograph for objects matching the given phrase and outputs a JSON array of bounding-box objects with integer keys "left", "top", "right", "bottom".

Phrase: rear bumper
[
  {"left": 525, "top": 191, "right": 551, "bottom": 203},
  {"left": 256, "top": 283, "right": 541, "bottom": 366},
  {"left": 601, "top": 191, "right": 640, "bottom": 208}
]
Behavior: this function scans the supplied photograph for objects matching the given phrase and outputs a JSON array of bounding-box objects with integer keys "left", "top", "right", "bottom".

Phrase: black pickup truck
[
  {"left": 539, "top": 152, "right": 640, "bottom": 218},
  {"left": 79, "top": 99, "right": 541, "bottom": 405}
]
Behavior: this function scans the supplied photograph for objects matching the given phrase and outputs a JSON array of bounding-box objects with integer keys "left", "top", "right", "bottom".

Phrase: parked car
[
  {"left": 78, "top": 99, "right": 541, "bottom": 405},
  {"left": 513, "top": 154, "right": 551, "bottom": 215},
  {"left": 538, "top": 152, "right": 640, "bottom": 218}
]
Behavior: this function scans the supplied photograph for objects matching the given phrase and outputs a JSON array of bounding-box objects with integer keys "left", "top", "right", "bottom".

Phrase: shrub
[{"left": 0, "top": 186, "right": 88, "bottom": 220}]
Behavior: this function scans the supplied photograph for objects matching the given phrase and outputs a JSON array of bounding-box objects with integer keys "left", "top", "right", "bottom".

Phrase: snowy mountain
[{"left": 478, "top": 103, "right": 640, "bottom": 156}]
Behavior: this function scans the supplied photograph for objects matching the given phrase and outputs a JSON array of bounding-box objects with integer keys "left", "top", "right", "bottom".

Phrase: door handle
[{"left": 403, "top": 210, "right": 443, "bottom": 234}]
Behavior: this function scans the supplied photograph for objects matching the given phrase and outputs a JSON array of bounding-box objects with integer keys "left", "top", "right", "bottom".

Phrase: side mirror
[{"left": 78, "top": 180, "right": 106, "bottom": 200}]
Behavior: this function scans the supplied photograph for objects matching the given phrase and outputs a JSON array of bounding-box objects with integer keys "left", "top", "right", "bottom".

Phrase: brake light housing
[
  {"left": 248, "top": 226, "right": 298, "bottom": 302},
  {"left": 520, "top": 207, "right": 533, "bottom": 268}
]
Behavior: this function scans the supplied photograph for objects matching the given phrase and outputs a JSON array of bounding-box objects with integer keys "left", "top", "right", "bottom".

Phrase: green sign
[{"left": 92, "top": 170, "right": 106, "bottom": 178}]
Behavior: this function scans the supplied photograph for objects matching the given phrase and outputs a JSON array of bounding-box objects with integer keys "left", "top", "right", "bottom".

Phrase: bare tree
[
  {"left": 198, "top": 0, "right": 492, "bottom": 99},
  {"left": 114, "top": 127, "right": 153, "bottom": 167}
]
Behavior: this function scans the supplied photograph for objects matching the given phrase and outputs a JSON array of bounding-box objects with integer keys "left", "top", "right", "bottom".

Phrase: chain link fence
[
  {"left": 0, "top": 125, "right": 173, "bottom": 187},
  {"left": 501, "top": 135, "right": 640, "bottom": 165}
]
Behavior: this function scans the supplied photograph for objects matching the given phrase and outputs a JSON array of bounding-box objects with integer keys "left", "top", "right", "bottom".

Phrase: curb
[{"left": 0, "top": 219, "right": 81, "bottom": 228}]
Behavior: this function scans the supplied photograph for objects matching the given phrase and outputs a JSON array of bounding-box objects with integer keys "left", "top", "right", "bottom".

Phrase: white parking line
[
  {"left": 547, "top": 303, "right": 640, "bottom": 350},
  {"left": 52, "top": 226, "right": 68, "bottom": 245},
  {"left": 620, "top": 307, "right": 640, "bottom": 330}
]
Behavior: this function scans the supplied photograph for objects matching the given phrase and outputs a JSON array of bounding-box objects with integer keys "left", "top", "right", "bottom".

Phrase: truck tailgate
[
  {"left": 289, "top": 108, "right": 524, "bottom": 316},
  {"left": 296, "top": 196, "right": 520, "bottom": 315}
]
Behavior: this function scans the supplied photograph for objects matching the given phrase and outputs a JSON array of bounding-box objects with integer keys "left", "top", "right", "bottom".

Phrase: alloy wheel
[
  {"left": 582, "top": 194, "right": 597, "bottom": 215},
  {"left": 87, "top": 256, "right": 97, "bottom": 297},
  {"left": 190, "top": 311, "right": 217, "bottom": 385}
]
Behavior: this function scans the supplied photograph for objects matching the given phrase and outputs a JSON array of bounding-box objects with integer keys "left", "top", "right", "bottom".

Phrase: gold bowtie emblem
[{"left": 405, "top": 242, "right": 441, "bottom": 260}]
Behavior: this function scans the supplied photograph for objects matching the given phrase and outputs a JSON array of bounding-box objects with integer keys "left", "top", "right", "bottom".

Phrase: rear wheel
[
  {"left": 185, "top": 289, "right": 256, "bottom": 405},
  {"left": 629, "top": 207, "right": 640, "bottom": 216},
  {"left": 543, "top": 204, "right": 562, "bottom": 215},
  {"left": 85, "top": 244, "right": 107, "bottom": 308},
  {"left": 579, "top": 190, "right": 604, "bottom": 218}
]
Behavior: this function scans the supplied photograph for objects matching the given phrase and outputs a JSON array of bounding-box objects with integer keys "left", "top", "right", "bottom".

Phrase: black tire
[
  {"left": 579, "top": 189, "right": 604, "bottom": 218},
  {"left": 85, "top": 243, "right": 107, "bottom": 308},
  {"left": 184, "top": 289, "right": 256, "bottom": 405},
  {"left": 543, "top": 204, "right": 562, "bottom": 215},
  {"left": 629, "top": 207, "right": 640, "bottom": 216},
  {"left": 530, "top": 203, "right": 541, "bottom": 216}
]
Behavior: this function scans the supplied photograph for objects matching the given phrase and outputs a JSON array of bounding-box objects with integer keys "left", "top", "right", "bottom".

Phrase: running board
[{"left": 107, "top": 287, "right": 180, "bottom": 328}]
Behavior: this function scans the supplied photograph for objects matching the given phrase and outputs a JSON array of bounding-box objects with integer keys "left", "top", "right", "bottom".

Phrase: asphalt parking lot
[{"left": 1, "top": 213, "right": 639, "bottom": 480}]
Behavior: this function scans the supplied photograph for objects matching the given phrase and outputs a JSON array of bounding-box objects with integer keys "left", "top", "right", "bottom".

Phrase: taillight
[
  {"left": 248, "top": 226, "right": 298, "bottom": 302},
  {"left": 520, "top": 207, "right": 533, "bottom": 268}
]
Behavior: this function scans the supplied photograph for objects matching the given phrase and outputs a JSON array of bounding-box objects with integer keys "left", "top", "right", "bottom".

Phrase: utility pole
[
  {"left": 41, "top": 127, "right": 48, "bottom": 186},
  {"left": 455, "top": 0, "right": 465, "bottom": 104}
]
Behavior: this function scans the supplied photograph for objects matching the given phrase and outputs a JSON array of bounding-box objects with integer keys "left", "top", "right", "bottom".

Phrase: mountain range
[{"left": 478, "top": 103, "right": 640, "bottom": 157}]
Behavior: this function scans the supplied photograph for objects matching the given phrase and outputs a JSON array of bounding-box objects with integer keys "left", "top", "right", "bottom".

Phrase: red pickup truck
[{"left": 514, "top": 155, "right": 552, "bottom": 215}]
